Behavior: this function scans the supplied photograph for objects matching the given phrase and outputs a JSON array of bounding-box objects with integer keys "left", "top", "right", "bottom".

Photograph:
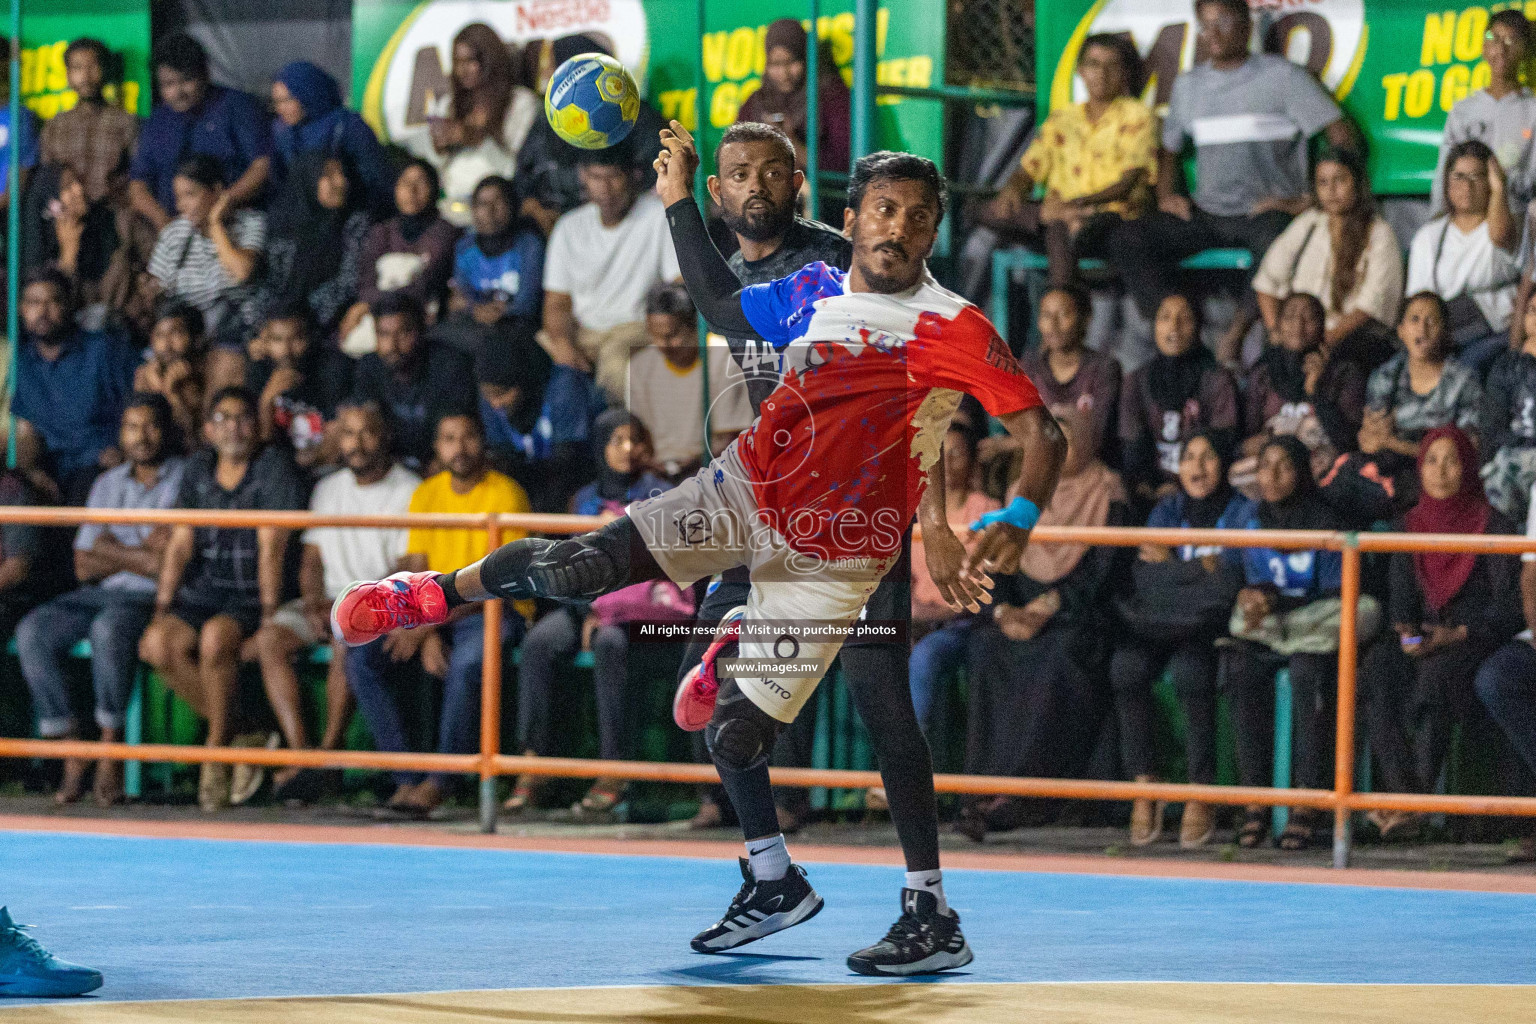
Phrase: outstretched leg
[{"left": 332, "top": 517, "right": 664, "bottom": 646}]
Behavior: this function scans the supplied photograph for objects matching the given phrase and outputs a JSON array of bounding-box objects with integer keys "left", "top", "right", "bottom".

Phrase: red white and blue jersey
[{"left": 734, "top": 261, "right": 1042, "bottom": 562}]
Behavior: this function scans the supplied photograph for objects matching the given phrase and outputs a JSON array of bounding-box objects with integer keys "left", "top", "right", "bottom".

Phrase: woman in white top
[
  {"left": 1406, "top": 139, "right": 1520, "bottom": 373},
  {"left": 428, "top": 23, "right": 539, "bottom": 227},
  {"left": 1253, "top": 148, "right": 1402, "bottom": 351}
]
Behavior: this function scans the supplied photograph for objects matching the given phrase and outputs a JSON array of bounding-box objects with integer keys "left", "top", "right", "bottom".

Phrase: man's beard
[
  {"left": 856, "top": 243, "right": 919, "bottom": 294},
  {"left": 721, "top": 197, "right": 794, "bottom": 243}
]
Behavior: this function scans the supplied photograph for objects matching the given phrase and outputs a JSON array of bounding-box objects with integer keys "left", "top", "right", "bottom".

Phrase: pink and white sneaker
[
  {"left": 331, "top": 571, "right": 450, "bottom": 647},
  {"left": 673, "top": 606, "right": 745, "bottom": 732}
]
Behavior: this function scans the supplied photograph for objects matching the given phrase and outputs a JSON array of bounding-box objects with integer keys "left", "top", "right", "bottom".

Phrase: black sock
[{"left": 438, "top": 571, "right": 465, "bottom": 609}]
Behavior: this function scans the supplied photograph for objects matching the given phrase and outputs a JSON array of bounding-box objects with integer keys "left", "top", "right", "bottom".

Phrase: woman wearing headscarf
[
  {"left": 1222, "top": 435, "right": 1378, "bottom": 851},
  {"left": 428, "top": 24, "right": 539, "bottom": 226},
  {"left": 1118, "top": 292, "right": 1240, "bottom": 503},
  {"left": 337, "top": 159, "right": 459, "bottom": 351},
  {"left": 21, "top": 163, "right": 156, "bottom": 330},
  {"left": 736, "top": 18, "right": 851, "bottom": 178},
  {"left": 958, "top": 406, "right": 1131, "bottom": 840},
  {"left": 1110, "top": 431, "right": 1248, "bottom": 849},
  {"left": 259, "top": 152, "right": 372, "bottom": 337},
  {"left": 1234, "top": 293, "right": 1365, "bottom": 495},
  {"left": 507, "top": 410, "right": 676, "bottom": 815},
  {"left": 1358, "top": 426, "right": 1520, "bottom": 838},
  {"left": 271, "top": 60, "right": 391, "bottom": 217}
]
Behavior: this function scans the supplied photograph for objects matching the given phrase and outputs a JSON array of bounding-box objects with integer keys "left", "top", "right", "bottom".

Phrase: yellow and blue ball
[{"left": 544, "top": 52, "right": 640, "bottom": 150}]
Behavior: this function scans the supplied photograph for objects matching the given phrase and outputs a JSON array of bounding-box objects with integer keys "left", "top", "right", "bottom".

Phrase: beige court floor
[{"left": 2, "top": 983, "right": 1534, "bottom": 1024}]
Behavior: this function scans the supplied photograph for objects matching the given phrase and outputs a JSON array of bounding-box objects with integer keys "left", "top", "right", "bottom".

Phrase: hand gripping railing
[{"left": 0, "top": 508, "right": 1534, "bottom": 868}]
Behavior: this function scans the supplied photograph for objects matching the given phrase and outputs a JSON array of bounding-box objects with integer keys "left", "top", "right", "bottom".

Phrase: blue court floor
[{"left": 1, "top": 829, "right": 1535, "bottom": 1011}]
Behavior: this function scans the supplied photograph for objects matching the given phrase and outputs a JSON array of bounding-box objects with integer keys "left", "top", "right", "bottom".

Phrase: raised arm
[{"left": 653, "top": 120, "right": 759, "bottom": 339}]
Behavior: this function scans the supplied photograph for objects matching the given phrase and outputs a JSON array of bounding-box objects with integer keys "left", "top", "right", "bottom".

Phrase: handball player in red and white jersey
[{"left": 332, "top": 121, "right": 1066, "bottom": 974}]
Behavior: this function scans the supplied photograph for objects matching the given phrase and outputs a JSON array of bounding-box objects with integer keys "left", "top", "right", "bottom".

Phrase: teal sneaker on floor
[{"left": 0, "top": 907, "right": 102, "bottom": 998}]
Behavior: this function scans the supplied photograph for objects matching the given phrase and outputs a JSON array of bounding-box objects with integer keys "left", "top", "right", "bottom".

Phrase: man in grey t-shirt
[{"left": 1108, "top": 0, "right": 1356, "bottom": 352}]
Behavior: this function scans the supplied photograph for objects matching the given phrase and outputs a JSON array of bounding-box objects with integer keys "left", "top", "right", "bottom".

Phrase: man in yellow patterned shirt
[{"left": 978, "top": 34, "right": 1156, "bottom": 286}]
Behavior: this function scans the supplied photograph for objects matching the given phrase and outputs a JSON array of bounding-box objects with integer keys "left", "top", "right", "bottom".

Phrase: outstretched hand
[
  {"left": 963, "top": 522, "right": 1030, "bottom": 578},
  {"left": 653, "top": 120, "right": 700, "bottom": 206}
]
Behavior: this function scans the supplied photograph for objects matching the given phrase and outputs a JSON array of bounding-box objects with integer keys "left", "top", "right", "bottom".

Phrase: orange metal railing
[{"left": 0, "top": 508, "right": 1534, "bottom": 868}]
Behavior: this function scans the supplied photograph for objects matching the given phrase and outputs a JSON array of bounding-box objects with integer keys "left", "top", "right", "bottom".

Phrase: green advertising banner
[
  {"left": 350, "top": 0, "right": 945, "bottom": 175},
  {"left": 19, "top": 0, "right": 150, "bottom": 119},
  {"left": 1034, "top": 0, "right": 1536, "bottom": 196}
]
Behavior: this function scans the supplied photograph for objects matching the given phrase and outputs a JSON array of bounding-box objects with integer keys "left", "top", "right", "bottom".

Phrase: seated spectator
[
  {"left": 1107, "top": 0, "right": 1356, "bottom": 360},
  {"left": 1222, "top": 436, "right": 1369, "bottom": 851},
  {"left": 977, "top": 34, "right": 1153, "bottom": 287},
  {"left": 510, "top": 411, "right": 674, "bottom": 813},
  {"left": 146, "top": 154, "right": 266, "bottom": 363},
  {"left": 17, "top": 394, "right": 185, "bottom": 806},
  {"left": 1406, "top": 141, "right": 1520, "bottom": 372},
  {"left": 429, "top": 24, "right": 538, "bottom": 227},
  {"left": 476, "top": 323, "right": 571, "bottom": 504},
  {"left": 1360, "top": 427, "right": 1519, "bottom": 839},
  {"left": 339, "top": 160, "right": 458, "bottom": 355},
  {"left": 1118, "top": 293, "right": 1239, "bottom": 503},
  {"left": 128, "top": 33, "right": 271, "bottom": 233},
  {"left": 1019, "top": 284, "right": 1120, "bottom": 460},
  {"left": 1345, "top": 293, "right": 1482, "bottom": 513},
  {"left": 959, "top": 407, "right": 1129, "bottom": 840},
  {"left": 736, "top": 20, "right": 850, "bottom": 187},
  {"left": 541, "top": 145, "right": 680, "bottom": 402},
  {"left": 1485, "top": 291, "right": 1536, "bottom": 519},
  {"left": 12, "top": 267, "right": 135, "bottom": 502},
  {"left": 909, "top": 420, "right": 998, "bottom": 744},
  {"left": 247, "top": 306, "right": 352, "bottom": 471},
  {"left": 439, "top": 175, "right": 543, "bottom": 356},
  {"left": 514, "top": 35, "right": 665, "bottom": 236},
  {"left": 1433, "top": 9, "right": 1536, "bottom": 225},
  {"left": 1235, "top": 293, "right": 1361, "bottom": 492},
  {"left": 21, "top": 163, "right": 156, "bottom": 330},
  {"left": 260, "top": 152, "right": 371, "bottom": 340},
  {"left": 270, "top": 61, "right": 391, "bottom": 217},
  {"left": 134, "top": 301, "right": 206, "bottom": 444},
  {"left": 350, "top": 412, "right": 529, "bottom": 818},
  {"left": 1252, "top": 148, "right": 1402, "bottom": 353},
  {"left": 251, "top": 399, "right": 420, "bottom": 804},
  {"left": 350, "top": 293, "right": 477, "bottom": 472},
  {"left": 626, "top": 283, "right": 752, "bottom": 478},
  {"left": 139, "top": 387, "right": 306, "bottom": 812},
  {"left": 38, "top": 37, "right": 137, "bottom": 207},
  {"left": 1110, "top": 432, "right": 1246, "bottom": 849},
  {"left": 1474, "top": 478, "right": 1536, "bottom": 862}
]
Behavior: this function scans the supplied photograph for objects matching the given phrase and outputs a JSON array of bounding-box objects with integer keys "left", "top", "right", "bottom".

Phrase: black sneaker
[
  {"left": 846, "top": 888, "right": 974, "bottom": 976},
  {"left": 690, "top": 858, "right": 824, "bottom": 953}
]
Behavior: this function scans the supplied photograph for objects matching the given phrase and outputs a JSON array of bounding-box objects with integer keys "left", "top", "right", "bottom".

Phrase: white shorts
[{"left": 629, "top": 445, "right": 894, "bottom": 723}]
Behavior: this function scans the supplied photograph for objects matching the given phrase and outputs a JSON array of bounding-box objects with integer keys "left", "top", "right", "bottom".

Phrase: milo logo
[
  {"left": 362, "top": 0, "right": 649, "bottom": 156},
  {"left": 1050, "top": 0, "right": 1366, "bottom": 112}
]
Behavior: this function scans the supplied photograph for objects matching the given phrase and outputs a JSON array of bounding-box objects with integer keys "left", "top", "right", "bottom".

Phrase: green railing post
[
  {"left": 851, "top": 0, "right": 877, "bottom": 164},
  {"left": 6, "top": 0, "right": 19, "bottom": 472},
  {"left": 805, "top": 0, "right": 820, "bottom": 216}
]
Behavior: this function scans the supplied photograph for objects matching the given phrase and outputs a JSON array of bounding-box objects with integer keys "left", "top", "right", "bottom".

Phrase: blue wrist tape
[{"left": 971, "top": 496, "right": 1041, "bottom": 532}]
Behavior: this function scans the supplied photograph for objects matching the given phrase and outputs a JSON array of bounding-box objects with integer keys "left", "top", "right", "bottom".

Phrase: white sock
[
  {"left": 905, "top": 869, "right": 949, "bottom": 915},
  {"left": 746, "top": 834, "right": 790, "bottom": 881}
]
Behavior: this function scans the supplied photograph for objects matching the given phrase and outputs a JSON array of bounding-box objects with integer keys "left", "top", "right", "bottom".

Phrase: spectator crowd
[{"left": 4, "top": 5, "right": 1536, "bottom": 861}]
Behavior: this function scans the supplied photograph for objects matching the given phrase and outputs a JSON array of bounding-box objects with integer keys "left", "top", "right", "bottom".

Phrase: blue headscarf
[{"left": 272, "top": 61, "right": 345, "bottom": 168}]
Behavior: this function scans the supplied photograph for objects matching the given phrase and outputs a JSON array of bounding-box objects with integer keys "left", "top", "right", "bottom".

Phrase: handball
[{"left": 544, "top": 52, "right": 641, "bottom": 150}]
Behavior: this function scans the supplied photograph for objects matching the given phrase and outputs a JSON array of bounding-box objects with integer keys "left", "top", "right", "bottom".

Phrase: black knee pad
[{"left": 704, "top": 681, "right": 782, "bottom": 774}]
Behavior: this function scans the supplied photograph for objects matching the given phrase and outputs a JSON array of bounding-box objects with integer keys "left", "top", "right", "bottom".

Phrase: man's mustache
[{"left": 874, "top": 241, "right": 909, "bottom": 259}]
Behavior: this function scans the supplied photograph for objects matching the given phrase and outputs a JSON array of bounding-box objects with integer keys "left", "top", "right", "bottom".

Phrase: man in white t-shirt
[
  {"left": 540, "top": 144, "right": 681, "bottom": 402},
  {"left": 627, "top": 282, "right": 752, "bottom": 477},
  {"left": 250, "top": 399, "right": 420, "bottom": 801}
]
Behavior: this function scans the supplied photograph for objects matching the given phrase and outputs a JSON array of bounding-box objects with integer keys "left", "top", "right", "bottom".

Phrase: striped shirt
[{"left": 148, "top": 210, "right": 267, "bottom": 315}]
